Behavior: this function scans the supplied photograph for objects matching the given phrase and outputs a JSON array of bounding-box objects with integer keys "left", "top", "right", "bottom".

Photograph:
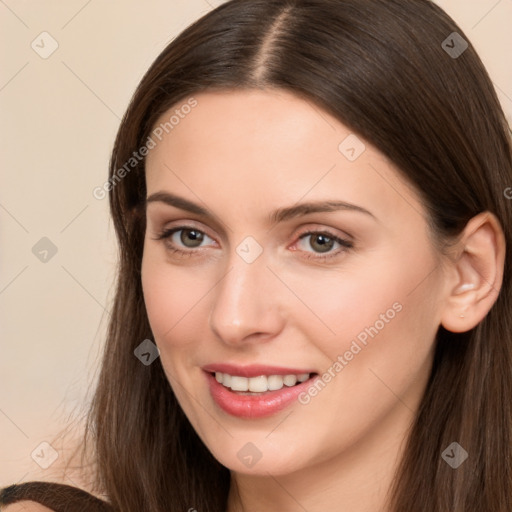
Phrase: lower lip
[{"left": 205, "top": 371, "right": 317, "bottom": 419}]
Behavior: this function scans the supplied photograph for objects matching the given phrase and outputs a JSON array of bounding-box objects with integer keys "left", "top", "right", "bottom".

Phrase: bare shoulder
[{"left": 2, "top": 502, "right": 55, "bottom": 512}]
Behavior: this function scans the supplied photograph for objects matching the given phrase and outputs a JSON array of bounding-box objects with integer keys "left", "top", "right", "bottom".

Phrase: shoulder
[
  {"left": 0, "top": 482, "right": 112, "bottom": 512},
  {"left": 2, "top": 501, "right": 55, "bottom": 511}
]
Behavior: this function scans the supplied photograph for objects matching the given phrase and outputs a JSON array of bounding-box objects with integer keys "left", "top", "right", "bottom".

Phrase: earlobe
[{"left": 440, "top": 212, "right": 505, "bottom": 333}]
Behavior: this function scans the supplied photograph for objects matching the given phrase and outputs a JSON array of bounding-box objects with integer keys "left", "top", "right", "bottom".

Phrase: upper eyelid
[
  {"left": 146, "top": 203, "right": 229, "bottom": 235},
  {"left": 156, "top": 222, "right": 218, "bottom": 244}
]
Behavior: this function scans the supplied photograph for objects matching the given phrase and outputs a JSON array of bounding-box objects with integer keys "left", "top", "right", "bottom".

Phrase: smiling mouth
[{"left": 210, "top": 371, "right": 317, "bottom": 394}]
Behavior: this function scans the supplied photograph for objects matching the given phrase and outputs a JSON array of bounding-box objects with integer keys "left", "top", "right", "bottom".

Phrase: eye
[
  {"left": 294, "top": 230, "right": 353, "bottom": 261},
  {"left": 153, "top": 226, "right": 215, "bottom": 255}
]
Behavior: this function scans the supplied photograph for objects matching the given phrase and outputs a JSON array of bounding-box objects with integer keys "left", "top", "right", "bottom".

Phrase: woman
[{"left": 2, "top": 0, "right": 511, "bottom": 510}]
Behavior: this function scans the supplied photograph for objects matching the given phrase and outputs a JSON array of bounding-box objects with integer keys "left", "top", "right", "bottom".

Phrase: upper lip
[{"left": 202, "top": 363, "right": 316, "bottom": 378}]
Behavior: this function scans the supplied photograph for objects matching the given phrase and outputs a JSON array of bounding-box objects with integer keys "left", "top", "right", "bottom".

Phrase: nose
[{"left": 208, "top": 250, "right": 285, "bottom": 346}]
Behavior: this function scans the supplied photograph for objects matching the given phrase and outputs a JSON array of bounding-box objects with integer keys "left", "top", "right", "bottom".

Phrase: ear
[{"left": 440, "top": 211, "right": 506, "bottom": 333}]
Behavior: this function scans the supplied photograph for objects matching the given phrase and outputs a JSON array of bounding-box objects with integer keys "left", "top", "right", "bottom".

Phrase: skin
[
  {"left": 3, "top": 504, "right": 54, "bottom": 512},
  {"left": 141, "top": 89, "right": 505, "bottom": 511}
]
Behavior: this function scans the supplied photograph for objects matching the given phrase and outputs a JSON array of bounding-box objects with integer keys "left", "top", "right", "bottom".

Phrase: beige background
[{"left": 1, "top": 0, "right": 511, "bottom": 488}]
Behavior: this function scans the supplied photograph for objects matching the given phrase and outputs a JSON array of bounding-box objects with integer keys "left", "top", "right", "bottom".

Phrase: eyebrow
[{"left": 146, "top": 191, "right": 376, "bottom": 224}]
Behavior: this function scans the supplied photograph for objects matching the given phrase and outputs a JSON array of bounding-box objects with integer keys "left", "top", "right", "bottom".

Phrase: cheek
[
  {"left": 141, "top": 255, "right": 206, "bottom": 404},
  {"left": 336, "top": 259, "right": 440, "bottom": 402},
  {"left": 283, "top": 242, "right": 442, "bottom": 381},
  {"left": 141, "top": 252, "right": 211, "bottom": 346}
]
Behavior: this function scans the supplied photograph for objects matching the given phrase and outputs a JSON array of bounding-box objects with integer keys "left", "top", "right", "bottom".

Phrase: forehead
[{"left": 144, "top": 89, "right": 425, "bottom": 229}]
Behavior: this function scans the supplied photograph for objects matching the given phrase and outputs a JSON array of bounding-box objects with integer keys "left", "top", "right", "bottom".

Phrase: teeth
[
  {"left": 283, "top": 374, "right": 297, "bottom": 387},
  {"left": 267, "top": 375, "right": 284, "bottom": 391},
  {"left": 214, "top": 372, "right": 311, "bottom": 393},
  {"left": 230, "top": 376, "right": 249, "bottom": 391},
  {"left": 248, "top": 375, "right": 268, "bottom": 392}
]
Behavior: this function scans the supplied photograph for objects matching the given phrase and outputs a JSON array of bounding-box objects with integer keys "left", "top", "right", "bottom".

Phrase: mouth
[{"left": 202, "top": 364, "right": 319, "bottom": 418}]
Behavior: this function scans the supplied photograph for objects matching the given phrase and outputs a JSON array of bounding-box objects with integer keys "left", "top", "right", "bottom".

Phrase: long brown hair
[{"left": 82, "top": 0, "right": 512, "bottom": 510}]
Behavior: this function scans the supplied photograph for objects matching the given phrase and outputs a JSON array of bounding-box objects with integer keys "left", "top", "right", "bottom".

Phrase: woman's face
[{"left": 142, "top": 89, "right": 449, "bottom": 476}]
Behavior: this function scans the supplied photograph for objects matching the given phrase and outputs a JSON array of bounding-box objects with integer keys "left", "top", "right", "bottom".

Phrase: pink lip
[
  {"left": 202, "top": 363, "right": 315, "bottom": 378},
  {"left": 202, "top": 365, "right": 318, "bottom": 419}
]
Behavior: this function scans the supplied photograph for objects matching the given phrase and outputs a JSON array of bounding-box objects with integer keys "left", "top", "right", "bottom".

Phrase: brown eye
[
  {"left": 295, "top": 230, "right": 354, "bottom": 261},
  {"left": 154, "top": 226, "right": 214, "bottom": 254},
  {"left": 179, "top": 229, "right": 205, "bottom": 248},
  {"left": 308, "top": 233, "right": 335, "bottom": 253}
]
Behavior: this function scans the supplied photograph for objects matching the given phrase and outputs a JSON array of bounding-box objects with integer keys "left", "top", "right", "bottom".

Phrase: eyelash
[{"left": 153, "top": 226, "right": 354, "bottom": 262}]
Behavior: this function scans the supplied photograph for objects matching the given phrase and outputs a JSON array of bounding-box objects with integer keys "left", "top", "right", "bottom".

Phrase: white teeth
[
  {"left": 214, "top": 372, "right": 311, "bottom": 393},
  {"left": 267, "top": 375, "right": 284, "bottom": 391},
  {"left": 248, "top": 375, "right": 268, "bottom": 392},
  {"left": 230, "top": 376, "right": 249, "bottom": 391},
  {"left": 283, "top": 374, "right": 297, "bottom": 387}
]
